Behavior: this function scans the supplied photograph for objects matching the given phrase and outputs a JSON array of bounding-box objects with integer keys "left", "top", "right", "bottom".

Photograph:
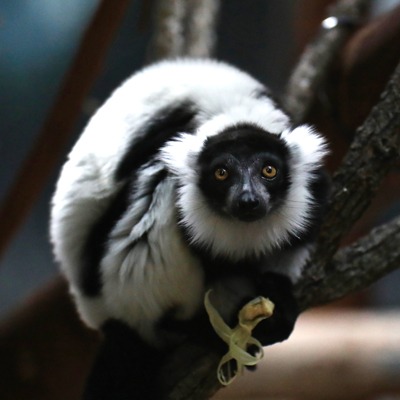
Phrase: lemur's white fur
[{"left": 50, "top": 59, "right": 327, "bottom": 344}]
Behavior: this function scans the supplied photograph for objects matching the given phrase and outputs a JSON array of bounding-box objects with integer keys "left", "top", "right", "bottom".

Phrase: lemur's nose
[
  {"left": 234, "top": 191, "right": 266, "bottom": 222},
  {"left": 238, "top": 192, "right": 260, "bottom": 211}
]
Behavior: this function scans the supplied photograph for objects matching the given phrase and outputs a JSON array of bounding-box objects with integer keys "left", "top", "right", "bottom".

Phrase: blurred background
[{"left": 1, "top": 0, "right": 400, "bottom": 399}]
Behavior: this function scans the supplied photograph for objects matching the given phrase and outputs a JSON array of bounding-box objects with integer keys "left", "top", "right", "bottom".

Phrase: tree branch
[
  {"left": 147, "top": 0, "right": 220, "bottom": 61},
  {"left": 309, "top": 58, "right": 400, "bottom": 275},
  {"left": 297, "top": 215, "right": 400, "bottom": 311},
  {"left": 284, "top": 0, "right": 370, "bottom": 123},
  {"left": 184, "top": 0, "right": 220, "bottom": 58},
  {"left": 147, "top": 0, "right": 187, "bottom": 61}
]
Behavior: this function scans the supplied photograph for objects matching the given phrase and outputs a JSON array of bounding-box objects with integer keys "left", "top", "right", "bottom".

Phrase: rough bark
[
  {"left": 297, "top": 215, "right": 400, "bottom": 310},
  {"left": 309, "top": 59, "right": 400, "bottom": 274}
]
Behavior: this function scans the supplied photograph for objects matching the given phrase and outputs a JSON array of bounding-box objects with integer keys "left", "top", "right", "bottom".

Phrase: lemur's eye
[
  {"left": 262, "top": 165, "right": 278, "bottom": 179},
  {"left": 214, "top": 168, "right": 229, "bottom": 181}
]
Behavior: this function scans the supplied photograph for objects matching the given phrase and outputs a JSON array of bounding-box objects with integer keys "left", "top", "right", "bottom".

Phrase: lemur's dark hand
[{"left": 253, "top": 272, "right": 299, "bottom": 346}]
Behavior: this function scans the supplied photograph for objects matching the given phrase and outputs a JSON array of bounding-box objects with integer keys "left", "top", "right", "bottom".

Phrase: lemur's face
[{"left": 198, "top": 126, "right": 291, "bottom": 222}]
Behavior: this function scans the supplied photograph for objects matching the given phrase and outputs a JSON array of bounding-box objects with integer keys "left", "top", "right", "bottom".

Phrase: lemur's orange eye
[
  {"left": 214, "top": 168, "right": 229, "bottom": 181},
  {"left": 262, "top": 165, "right": 277, "bottom": 179}
]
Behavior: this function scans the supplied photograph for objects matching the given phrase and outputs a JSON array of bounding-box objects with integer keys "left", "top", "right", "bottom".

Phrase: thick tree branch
[
  {"left": 297, "top": 215, "right": 400, "bottom": 311},
  {"left": 164, "top": 347, "right": 221, "bottom": 400}
]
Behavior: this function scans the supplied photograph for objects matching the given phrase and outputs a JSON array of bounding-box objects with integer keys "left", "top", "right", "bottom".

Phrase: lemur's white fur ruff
[
  {"left": 161, "top": 122, "right": 326, "bottom": 260},
  {"left": 50, "top": 59, "right": 327, "bottom": 344}
]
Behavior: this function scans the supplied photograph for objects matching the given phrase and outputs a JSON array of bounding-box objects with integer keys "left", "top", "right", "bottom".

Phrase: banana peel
[{"left": 204, "top": 290, "right": 275, "bottom": 385}]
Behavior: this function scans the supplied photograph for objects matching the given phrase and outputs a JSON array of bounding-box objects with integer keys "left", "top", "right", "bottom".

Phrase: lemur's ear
[
  {"left": 160, "top": 133, "right": 204, "bottom": 179},
  {"left": 280, "top": 125, "right": 328, "bottom": 170}
]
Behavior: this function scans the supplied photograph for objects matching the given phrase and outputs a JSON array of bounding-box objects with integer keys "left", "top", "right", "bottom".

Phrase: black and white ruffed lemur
[{"left": 50, "top": 59, "right": 330, "bottom": 399}]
